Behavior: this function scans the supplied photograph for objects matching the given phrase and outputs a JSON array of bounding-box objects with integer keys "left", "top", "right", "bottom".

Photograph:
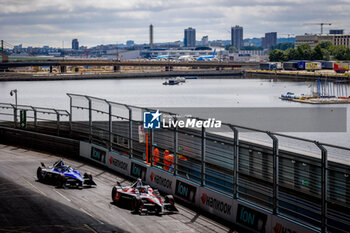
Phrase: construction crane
[{"left": 303, "top": 23, "right": 332, "bottom": 34}]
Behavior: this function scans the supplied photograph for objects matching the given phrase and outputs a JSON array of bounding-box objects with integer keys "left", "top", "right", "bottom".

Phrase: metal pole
[
  {"left": 267, "top": 132, "right": 279, "bottom": 215},
  {"left": 54, "top": 110, "right": 60, "bottom": 136},
  {"left": 201, "top": 125, "right": 206, "bottom": 187},
  {"left": 230, "top": 126, "right": 239, "bottom": 199},
  {"left": 12, "top": 105, "right": 17, "bottom": 128},
  {"left": 126, "top": 105, "right": 133, "bottom": 159},
  {"left": 315, "top": 141, "right": 328, "bottom": 233},
  {"left": 107, "top": 101, "right": 112, "bottom": 151},
  {"left": 173, "top": 116, "right": 178, "bottom": 175},
  {"left": 15, "top": 91, "right": 17, "bottom": 109},
  {"left": 87, "top": 97, "right": 92, "bottom": 143},
  {"left": 69, "top": 95, "right": 72, "bottom": 134},
  {"left": 31, "top": 107, "right": 37, "bottom": 128},
  {"left": 150, "top": 129, "right": 154, "bottom": 166}
]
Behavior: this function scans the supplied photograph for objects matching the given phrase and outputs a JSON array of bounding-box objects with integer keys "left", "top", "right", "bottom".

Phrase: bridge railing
[{"left": 1, "top": 94, "right": 350, "bottom": 233}]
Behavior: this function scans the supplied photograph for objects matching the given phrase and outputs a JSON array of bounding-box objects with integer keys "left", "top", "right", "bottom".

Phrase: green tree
[
  {"left": 333, "top": 46, "right": 348, "bottom": 60},
  {"left": 295, "top": 44, "right": 312, "bottom": 60},
  {"left": 269, "top": 49, "right": 285, "bottom": 62},
  {"left": 284, "top": 48, "right": 297, "bottom": 61},
  {"left": 318, "top": 41, "right": 333, "bottom": 50},
  {"left": 242, "top": 46, "right": 264, "bottom": 51},
  {"left": 271, "top": 43, "right": 294, "bottom": 51},
  {"left": 311, "top": 45, "right": 324, "bottom": 60}
]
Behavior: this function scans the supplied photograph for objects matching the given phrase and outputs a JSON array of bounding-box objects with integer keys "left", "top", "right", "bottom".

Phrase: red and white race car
[{"left": 111, "top": 178, "right": 178, "bottom": 215}]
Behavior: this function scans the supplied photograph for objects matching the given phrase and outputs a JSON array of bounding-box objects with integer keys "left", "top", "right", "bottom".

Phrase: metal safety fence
[{"left": 1, "top": 94, "right": 350, "bottom": 233}]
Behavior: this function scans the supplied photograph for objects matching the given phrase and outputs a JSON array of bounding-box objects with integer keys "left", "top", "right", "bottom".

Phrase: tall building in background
[
  {"left": 184, "top": 27, "right": 196, "bottom": 47},
  {"left": 149, "top": 24, "right": 153, "bottom": 49},
  {"left": 126, "top": 40, "right": 134, "bottom": 47},
  {"left": 231, "top": 25, "right": 243, "bottom": 50},
  {"left": 72, "top": 39, "right": 79, "bottom": 50},
  {"left": 262, "top": 32, "right": 277, "bottom": 49},
  {"left": 330, "top": 29, "right": 344, "bottom": 34},
  {"left": 201, "top": 36, "right": 209, "bottom": 46}
]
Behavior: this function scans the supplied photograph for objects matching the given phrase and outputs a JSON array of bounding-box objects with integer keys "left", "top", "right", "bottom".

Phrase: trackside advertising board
[
  {"left": 174, "top": 179, "right": 198, "bottom": 204},
  {"left": 79, "top": 141, "right": 108, "bottom": 165},
  {"left": 130, "top": 161, "right": 148, "bottom": 181},
  {"left": 235, "top": 202, "right": 271, "bottom": 233},
  {"left": 146, "top": 168, "right": 175, "bottom": 194},
  {"left": 271, "top": 215, "right": 317, "bottom": 233},
  {"left": 196, "top": 187, "right": 235, "bottom": 222},
  {"left": 79, "top": 141, "right": 91, "bottom": 159},
  {"left": 106, "top": 151, "right": 131, "bottom": 176}
]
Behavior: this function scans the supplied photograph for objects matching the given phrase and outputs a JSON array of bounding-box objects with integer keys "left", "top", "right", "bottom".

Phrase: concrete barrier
[{"left": 0, "top": 126, "right": 79, "bottom": 157}]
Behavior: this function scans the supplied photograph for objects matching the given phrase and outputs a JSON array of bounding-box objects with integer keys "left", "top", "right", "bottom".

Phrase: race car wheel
[
  {"left": 132, "top": 197, "right": 142, "bottom": 213},
  {"left": 57, "top": 175, "right": 67, "bottom": 189},
  {"left": 36, "top": 167, "right": 44, "bottom": 181},
  {"left": 165, "top": 195, "right": 175, "bottom": 205},
  {"left": 111, "top": 187, "right": 118, "bottom": 203}
]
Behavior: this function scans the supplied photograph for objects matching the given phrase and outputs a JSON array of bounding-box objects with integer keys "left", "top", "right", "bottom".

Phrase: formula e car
[
  {"left": 36, "top": 160, "right": 96, "bottom": 189},
  {"left": 111, "top": 178, "right": 178, "bottom": 215}
]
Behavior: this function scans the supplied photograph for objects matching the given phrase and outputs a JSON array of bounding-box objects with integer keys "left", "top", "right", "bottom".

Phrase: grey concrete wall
[{"left": 0, "top": 126, "right": 79, "bottom": 157}]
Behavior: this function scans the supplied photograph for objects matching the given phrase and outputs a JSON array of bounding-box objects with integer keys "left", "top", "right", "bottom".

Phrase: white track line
[
  {"left": 53, "top": 189, "right": 71, "bottom": 202},
  {"left": 23, "top": 179, "right": 47, "bottom": 197},
  {"left": 80, "top": 208, "right": 104, "bottom": 225}
]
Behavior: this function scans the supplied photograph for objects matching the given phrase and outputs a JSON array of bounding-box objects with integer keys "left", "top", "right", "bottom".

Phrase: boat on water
[
  {"left": 163, "top": 79, "right": 180, "bottom": 85},
  {"left": 175, "top": 76, "right": 186, "bottom": 82},
  {"left": 163, "top": 77, "right": 185, "bottom": 85},
  {"left": 184, "top": 76, "right": 197, "bottom": 79}
]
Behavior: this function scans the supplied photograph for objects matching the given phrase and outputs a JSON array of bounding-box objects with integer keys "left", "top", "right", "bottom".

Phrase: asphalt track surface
[{"left": 0, "top": 144, "right": 239, "bottom": 233}]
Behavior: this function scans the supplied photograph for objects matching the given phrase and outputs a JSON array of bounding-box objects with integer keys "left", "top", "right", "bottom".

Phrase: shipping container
[
  {"left": 260, "top": 62, "right": 277, "bottom": 70},
  {"left": 322, "top": 61, "right": 334, "bottom": 69},
  {"left": 334, "top": 62, "right": 349, "bottom": 73},
  {"left": 283, "top": 62, "right": 298, "bottom": 70},
  {"left": 297, "top": 61, "right": 306, "bottom": 70},
  {"left": 306, "top": 62, "right": 322, "bottom": 71},
  {"left": 276, "top": 62, "right": 282, "bottom": 70}
]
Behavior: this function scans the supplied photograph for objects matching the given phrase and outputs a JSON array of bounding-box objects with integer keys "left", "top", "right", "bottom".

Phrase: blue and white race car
[{"left": 36, "top": 160, "right": 96, "bottom": 189}]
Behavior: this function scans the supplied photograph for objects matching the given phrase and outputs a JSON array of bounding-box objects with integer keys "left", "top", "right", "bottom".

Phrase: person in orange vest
[
  {"left": 163, "top": 150, "right": 174, "bottom": 171},
  {"left": 153, "top": 144, "right": 160, "bottom": 166}
]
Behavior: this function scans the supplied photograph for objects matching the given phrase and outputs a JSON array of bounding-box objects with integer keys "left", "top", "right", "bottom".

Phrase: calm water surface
[{"left": 0, "top": 77, "right": 349, "bottom": 161}]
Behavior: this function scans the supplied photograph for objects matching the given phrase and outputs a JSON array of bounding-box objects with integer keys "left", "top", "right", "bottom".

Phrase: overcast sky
[{"left": 1, "top": 0, "right": 350, "bottom": 48}]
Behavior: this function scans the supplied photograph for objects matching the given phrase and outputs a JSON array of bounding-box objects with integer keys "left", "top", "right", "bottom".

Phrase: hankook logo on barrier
[
  {"left": 273, "top": 223, "right": 297, "bottom": 233},
  {"left": 130, "top": 162, "right": 147, "bottom": 181},
  {"left": 175, "top": 180, "right": 196, "bottom": 203},
  {"left": 149, "top": 172, "right": 172, "bottom": 190},
  {"left": 200, "top": 193, "right": 232, "bottom": 215},
  {"left": 109, "top": 156, "right": 128, "bottom": 171}
]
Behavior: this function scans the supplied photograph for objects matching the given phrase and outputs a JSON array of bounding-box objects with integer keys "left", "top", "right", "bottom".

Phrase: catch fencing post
[
  {"left": 173, "top": 116, "right": 178, "bottom": 176},
  {"left": 125, "top": 105, "right": 133, "bottom": 159},
  {"left": 87, "top": 96, "right": 92, "bottom": 143},
  {"left": 315, "top": 141, "right": 328, "bottom": 233},
  {"left": 201, "top": 124, "right": 206, "bottom": 187},
  {"left": 230, "top": 125, "right": 239, "bottom": 199},
  {"left": 267, "top": 132, "right": 279, "bottom": 215},
  {"left": 106, "top": 101, "right": 112, "bottom": 151}
]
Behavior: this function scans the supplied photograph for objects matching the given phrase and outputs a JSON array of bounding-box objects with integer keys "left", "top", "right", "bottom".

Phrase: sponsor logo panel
[
  {"left": 200, "top": 193, "right": 232, "bottom": 215},
  {"left": 236, "top": 204, "right": 268, "bottom": 233},
  {"left": 175, "top": 180, "right": 197, "bottom": 203},
  {"left": 149, "top": 171, "right": 173, "bottom": 191},
  {"left": 90, "top": 146, "right": 106, "bottom": 163},
  {"left": 130, "top": 162, "right": 147, "bottom": 181}
]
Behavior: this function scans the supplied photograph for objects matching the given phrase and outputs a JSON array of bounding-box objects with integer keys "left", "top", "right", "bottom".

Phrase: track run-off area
[{"left": 0, "top": 143, "right": 238, "bottom": 233}]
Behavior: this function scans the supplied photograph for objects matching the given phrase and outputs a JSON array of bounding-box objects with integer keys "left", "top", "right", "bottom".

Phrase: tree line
[{"left": 269, "top": 41, "right": 350, "bottom": 62}]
